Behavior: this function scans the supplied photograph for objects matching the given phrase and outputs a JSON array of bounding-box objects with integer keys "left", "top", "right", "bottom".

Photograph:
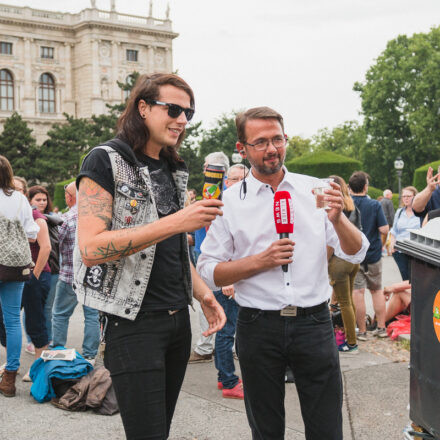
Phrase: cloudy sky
[{"left": 5, "top": 0, "right": 440, "bottom": 137}]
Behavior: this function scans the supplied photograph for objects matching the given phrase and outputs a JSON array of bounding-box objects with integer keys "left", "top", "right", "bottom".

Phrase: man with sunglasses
[
  {"left": 74, "top": 73, "right": 225, "bottom": 440},
  {"left": 197, "top": 107, "right": 369, "bottom": 439}
]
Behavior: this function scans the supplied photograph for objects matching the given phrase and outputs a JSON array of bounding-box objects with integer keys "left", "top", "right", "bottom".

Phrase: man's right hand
[
  {"left": 426, "top": 166, "right": 440, "bottom": 192},
  {"left": 175, "top": 199, "right": 223, "bottom": 232},
  {"left": 256, "top": 238, "right": 295, "bottom": 270}
]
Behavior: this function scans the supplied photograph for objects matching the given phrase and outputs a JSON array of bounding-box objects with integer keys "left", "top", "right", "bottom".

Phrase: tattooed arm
[{"left": 78, "top": 177, "right": 223, "bottom": 266}]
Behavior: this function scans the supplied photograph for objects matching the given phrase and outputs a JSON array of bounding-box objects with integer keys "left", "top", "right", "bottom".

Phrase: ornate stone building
[{"left": 0, "top": 1, "right": 177, "bottom": 143}]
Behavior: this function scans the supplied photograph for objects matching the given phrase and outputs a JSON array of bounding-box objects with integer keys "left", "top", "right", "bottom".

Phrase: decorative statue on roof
[
  {"left": 149, "top": 0, "right": 153, "bottom": 17},
  {"left": 166, "top": 2, "right": 170, "bottom": 19},
  {"left": 111, "top": 0, "right": 116, "bottom": 11},
  {"left": 90, "top": 0, "right": 96, "bottom": 8}
]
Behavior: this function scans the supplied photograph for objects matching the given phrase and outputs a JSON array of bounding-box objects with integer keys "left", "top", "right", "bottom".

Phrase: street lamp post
[{"left": 394, "top": 156, "right": 404, "bottom": 205}]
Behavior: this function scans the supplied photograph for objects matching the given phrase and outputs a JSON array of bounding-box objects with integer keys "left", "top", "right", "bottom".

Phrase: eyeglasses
[
  {"left": 146, "top": 100, "right": 195, "bottom": 121},
  {"left": 64, "top": 184, "right": 74, "bottom": 196},
  {"left": 244, "top": 136, "right": 287, "bottom": 151}
]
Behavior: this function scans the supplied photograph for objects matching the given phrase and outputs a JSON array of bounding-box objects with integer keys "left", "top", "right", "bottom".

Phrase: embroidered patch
[{"left": 84, "top": 265, "right": 107, "bottom": 290}]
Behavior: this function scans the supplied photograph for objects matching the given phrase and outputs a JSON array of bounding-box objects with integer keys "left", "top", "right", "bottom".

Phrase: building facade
[{"left": 0, "top": 1, "right": 177, "bottom": 143}]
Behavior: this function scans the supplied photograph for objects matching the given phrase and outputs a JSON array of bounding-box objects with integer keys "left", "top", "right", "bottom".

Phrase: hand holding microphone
[{"left": 273, "top": 191, "right": 294, "bottom": 272}]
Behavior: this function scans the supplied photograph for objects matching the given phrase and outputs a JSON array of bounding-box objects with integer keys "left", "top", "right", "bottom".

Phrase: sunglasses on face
[{"left": 146, "top": 99, "right": 195, "bottom": 121}]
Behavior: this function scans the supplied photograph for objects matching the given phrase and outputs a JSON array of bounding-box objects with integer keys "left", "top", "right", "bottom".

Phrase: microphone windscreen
[{"left": 273, "top": 191, "right": 294, "bottom": 234}]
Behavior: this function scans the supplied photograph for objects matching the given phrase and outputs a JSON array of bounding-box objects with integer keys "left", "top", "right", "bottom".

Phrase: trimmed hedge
[
  {"left": 53, "top": 178, "right": 75, "bottom": 211},
  {"left": 285, "top": 151, "right": 362, "bottom": 181},
  {"left": 413, "top": 160, "right": 440, "bottom": 192},
  {"left": 367, "top": 186, "right": 382, "bottom": 200}
]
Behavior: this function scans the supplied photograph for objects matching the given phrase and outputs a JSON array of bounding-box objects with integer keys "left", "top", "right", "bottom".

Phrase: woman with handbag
[{"left": 0, "top": 156, "right": 39, "bottom": 397}]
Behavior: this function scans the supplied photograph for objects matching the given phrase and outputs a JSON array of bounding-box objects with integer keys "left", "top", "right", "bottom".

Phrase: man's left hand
[
  {"left": 200, "top": 292, "right": 226, "bottom": 336},
  {"left": 324, "top": 181, "right": 344, "bottom": 223}
]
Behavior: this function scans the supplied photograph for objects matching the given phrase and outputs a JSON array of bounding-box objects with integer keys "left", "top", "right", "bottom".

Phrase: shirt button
[
  {"left": 135, "top": 280, "right": 141, "bottom": 286},
  {"left": 124, "top": 308, "right": 130, "bottom": 314},
  {"left": 140, "top": 253, "right": 147, "bottom": 260}
]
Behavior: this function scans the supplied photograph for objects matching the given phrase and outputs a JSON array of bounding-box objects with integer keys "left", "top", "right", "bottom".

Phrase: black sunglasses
[{"left": 146, "top": 99, "right": 195, "bottom": 121}]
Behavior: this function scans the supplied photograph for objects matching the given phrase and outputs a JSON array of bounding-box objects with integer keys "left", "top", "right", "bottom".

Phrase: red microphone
[{"left": 273, "top": 191, "right": 294, "bottom": 272}]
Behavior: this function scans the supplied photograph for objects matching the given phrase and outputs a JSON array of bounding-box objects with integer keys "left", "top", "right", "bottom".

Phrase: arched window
[
  {"left": 38, "top": 73, "right": 55, "bottom": 113},
  {"left": 0, "top": 69, "right": 14, "bottom": 111}
]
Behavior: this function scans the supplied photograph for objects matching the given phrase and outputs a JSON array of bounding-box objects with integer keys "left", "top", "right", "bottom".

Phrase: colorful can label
[{"left": 203, "top": 164, "right": 225, "bottom": 200}]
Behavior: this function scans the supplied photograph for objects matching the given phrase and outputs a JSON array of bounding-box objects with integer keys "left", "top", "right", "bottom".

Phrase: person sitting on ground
[{"left": 383, "top": 281, "right": 411, "bottom": 324}]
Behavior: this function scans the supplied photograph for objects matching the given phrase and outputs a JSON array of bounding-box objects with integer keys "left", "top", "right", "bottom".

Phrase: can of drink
[{"left": 203, "top": 164, "right": 225, "bottom": 200}]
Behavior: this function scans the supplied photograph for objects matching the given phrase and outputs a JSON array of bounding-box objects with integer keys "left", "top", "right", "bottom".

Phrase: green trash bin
[{"left": 395, "top": 218, "right": 440, "bottom": 439}]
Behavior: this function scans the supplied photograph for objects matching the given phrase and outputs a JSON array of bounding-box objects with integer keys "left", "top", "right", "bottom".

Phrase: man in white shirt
[{"left": 197, "top": 107, "right": 368, "bottom": 440}]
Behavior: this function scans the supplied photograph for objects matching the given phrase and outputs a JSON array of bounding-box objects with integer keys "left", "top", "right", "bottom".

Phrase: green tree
[
  {"left": 178, "top": 121, "right": 205, "bottom": 193},
  {"left": 0, "top": 112, "right": 38, "bottom": 182},
  {"left": 198, "top": 112, "right": 238, "bottom": 160},
  {"left": 354, "top": 27, "right": 440, "bottom": 190},
  {"left": 36, "top": 114, "right": 92, "bottom": 192},
  {"left": 285, "top": 135, "right": 314, "bottom": 162},
  {"left": 312, "top": 120, "right": 366, "bottom": 161}
]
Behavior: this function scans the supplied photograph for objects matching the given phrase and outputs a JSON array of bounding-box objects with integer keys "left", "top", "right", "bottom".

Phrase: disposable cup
[{"left": 312, "top": 178, "right": 334, "bottom": 210}]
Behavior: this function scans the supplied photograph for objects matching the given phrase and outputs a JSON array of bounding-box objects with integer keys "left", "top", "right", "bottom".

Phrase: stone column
[
  {"left": 111, "top": 40, "right": 120, "bottom": 101},
  {"left": 91, "top": 38, "right": 101, "bottom": 114},
  {"left": 147, "top": 45, "right": 155, "bottom": 73},
  {"left": 165, "top": 47, "right": 172, "bottom": 73},
  {"left": 63, "top": 43, "right": 72, "bottom": 101},
  {"left": 23, "top": 37, "right": 34, "bottom": 115}
]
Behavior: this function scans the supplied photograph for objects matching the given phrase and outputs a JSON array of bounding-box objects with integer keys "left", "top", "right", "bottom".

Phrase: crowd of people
[{"left": 0, "top": 72, "right": 439, "bottom": 440}]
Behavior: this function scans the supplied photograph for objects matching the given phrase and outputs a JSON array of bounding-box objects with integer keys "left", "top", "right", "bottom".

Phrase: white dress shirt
[{"left": 197, "top": 168, "right": 369, "bottom": 310}]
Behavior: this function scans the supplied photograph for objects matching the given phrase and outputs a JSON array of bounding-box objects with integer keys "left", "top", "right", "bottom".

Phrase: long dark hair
[
  {"left": 117, "top": 73, "right": 195, "bottom": 168},
  {"left": 28, "top": 185, "right": 53, "bottom": 213},
  {"left": 0, "top": 155, "right": 15, "bottom": 196}
]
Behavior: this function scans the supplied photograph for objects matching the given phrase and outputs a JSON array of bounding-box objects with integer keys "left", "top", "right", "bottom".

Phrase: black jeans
[
  {"left": 22, "top": 272, "right": 51, "bottom": 348},
  {"left": 236, "top": 306, "right": 343, "bottom": 440},
  {"left": 104, "top": 308, "right": 192, "bottom": 440}
]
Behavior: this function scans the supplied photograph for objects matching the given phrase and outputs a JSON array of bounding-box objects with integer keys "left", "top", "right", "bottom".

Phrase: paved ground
[{"left": 0, "top": 256, "right": 412, "bottom": 439}]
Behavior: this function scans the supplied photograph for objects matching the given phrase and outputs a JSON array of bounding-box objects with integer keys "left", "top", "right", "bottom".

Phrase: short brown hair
[
  {"left": 348, "top": 171, "right": 370, "bottom": 194},
  {"left": 235, "top": 107, "right": 284, "bottom": 144},
  {"left": 117, "top": 73, "right": 194, "bottom": 168},
  {"left": 28, "top": 185, "right": 53, "bottom": 213},
  {"left": 0, "top": 155, "right": 14, "bottom": 196}
]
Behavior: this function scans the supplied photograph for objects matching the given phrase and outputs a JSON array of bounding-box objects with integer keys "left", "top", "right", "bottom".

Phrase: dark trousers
[
  {"left": 236, "top": 306, "right": 343, "bottom": 440},
  {"left": 104, "top": 308, "right": 191, "bottom": 440},
  {"left": 214, "top": 289, "right": 239, "bottom": 389},
  {"left": 22, "top": 272, "right": 51, "bottom": 348},
  {"left": 392, "top": 251, "right": 410, "bottom": 282}
]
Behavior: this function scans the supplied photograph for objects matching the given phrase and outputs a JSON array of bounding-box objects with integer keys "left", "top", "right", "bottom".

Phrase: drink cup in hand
[{"left": 312, "top": 178, "right": 334, "bottom": 210}]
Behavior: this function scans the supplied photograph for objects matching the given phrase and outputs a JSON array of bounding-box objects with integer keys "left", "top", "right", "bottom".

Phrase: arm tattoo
[
  {"left": 83, "top": 239, "right": 155, "bottom": 262},
  {"left": 78, "top": 178, "right": 113, "bottom": 230}
]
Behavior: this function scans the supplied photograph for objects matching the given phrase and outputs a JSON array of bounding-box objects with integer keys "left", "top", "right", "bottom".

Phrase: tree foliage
[
  {"left": 285, "top": 135, "right": 313, "bottom": 162},
  {"left": 312, "top": 120, "right": 366, "bottom": 161},
  {"left": 354, "top": 27, "right": 440, "bottom": 190},
  {"left": 0, "top": 112, "right": 38, "bottom": 182}
]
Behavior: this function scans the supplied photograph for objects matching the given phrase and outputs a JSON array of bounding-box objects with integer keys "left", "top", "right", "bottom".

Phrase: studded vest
[{"left": 73, "top": 145, "right": 193, "bottom": 320}]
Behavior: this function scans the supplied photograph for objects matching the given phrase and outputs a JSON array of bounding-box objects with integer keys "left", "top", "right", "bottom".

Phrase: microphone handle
[{"left": 279, "top": 232, "right": 289, "bottom": 272}]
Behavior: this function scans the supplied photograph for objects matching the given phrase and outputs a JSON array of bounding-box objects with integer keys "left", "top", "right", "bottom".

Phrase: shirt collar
[{"left": 246, "top": 166, "right": 295, "bottom": 197}]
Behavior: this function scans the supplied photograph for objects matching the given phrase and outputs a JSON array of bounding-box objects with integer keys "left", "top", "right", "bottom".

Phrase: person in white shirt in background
[
  {"left": 197, "top": 107, "right": 369, "bottom": 440},
  {"left": 0, "top": 156, "right": 39, "bottom": 397}
]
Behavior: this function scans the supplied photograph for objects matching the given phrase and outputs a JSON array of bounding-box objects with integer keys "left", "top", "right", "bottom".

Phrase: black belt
[{"left": 240, "top": 302, "right": 327, "bottom": 317}]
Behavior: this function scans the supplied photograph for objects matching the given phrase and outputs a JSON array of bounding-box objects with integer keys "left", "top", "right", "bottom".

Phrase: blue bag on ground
[{"left": 30, "top": 346, "right": 94, "bottom": 403}]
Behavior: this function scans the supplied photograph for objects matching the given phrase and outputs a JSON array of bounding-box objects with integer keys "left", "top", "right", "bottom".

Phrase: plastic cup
[{"left": 312, "top": 178, "right": 334, "bottom": 210}]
